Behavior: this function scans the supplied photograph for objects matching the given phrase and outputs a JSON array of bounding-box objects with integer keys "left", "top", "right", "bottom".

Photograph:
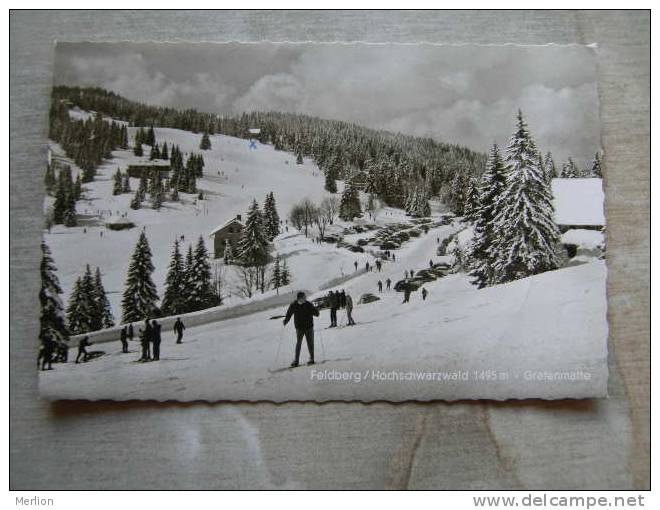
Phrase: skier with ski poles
[{"left": 283, "top": 292, "right": 319, "bottom": 368}]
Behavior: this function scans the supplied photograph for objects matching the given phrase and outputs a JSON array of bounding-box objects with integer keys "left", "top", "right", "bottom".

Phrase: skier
[
  {"left": 376, "top": 260, "right": 382, "bottom": 272},
  {"left": 283, "top": 291, "right": 319, "bottom": 367},
  {"left": 378, "top": 280, "right": 383, "bottom": 292},
  {"left": 392, "top": 253, "right": 396, "bottom": 262},
  {"left": 173, "top": 317, "right": 186, "bottom": 344},
  {"left": 410, "top": 269, "right": 415, "bottom": 278},
  {"left": 57, "top": 341, "right": 69, "bottom": 362},
  {"left": 39, "top": 337, "right": 55, "bottom": 371},
  {"left": 404, "top": 270, "right": 409, "bottom": 279},
  {"left": 422, "top": 288, "right": 428, "bottom": 301},
  {"left": 402, "top": 286, "right": 412, "bottom": 304},
  {"left": 328, "top": 291, "right": 338, "bottom": 328},
  {"left": 151, "top": 320, "right": 162, "bottom": 361},
  {"left": 75, "top": 335, "right": 92, "bottom": 363},
  {"left": 365, "top": 261, "right": 370, "bottom": 272},
  {"left": 139, "top": 320, "right": 152, "bottom": 361},
  {"left": 127, "top": 323, "right": 134, "bottom": 342},
  {"left": 345, "top": 292, "right": 356, "bottom": 326},
  {"left": 437, "top": 237, "right": 440, "bottom": 244},
  {"left": 354, "top": 260, "right": 358, "bottom": 272},
  {"left": 429, "top": 259, "right": 434, "bottom": 268},
  {"left": 386, "top": 278, "right": 392, "bottom": 290},
  {"left": 120, "top": 326, "right": 128, "bottom": 353},
  {"left": 339, "top": 290, "right": 347, "bottom": 309}
]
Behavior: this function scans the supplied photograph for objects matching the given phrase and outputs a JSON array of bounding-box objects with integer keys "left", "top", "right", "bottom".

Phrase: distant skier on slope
[
  {"left": 422, "top": 288, "right": 428, "bottom": 301},
  {"left": 345, "top": 292, "right": 356, "bottom": 326},
  {"left": 139, "top": 320, "right": 152, "bottom": 361},
  {"left": 120, "top": 326, "right": 128, "bottom": 353},
  {"left": 402, "top": 285, "right": 412, "bottom": 304},
  {"left": 328, "top": 290, "right": 338, "bottom": 328},
  {"left": 75, "top": 336, "right": 92, "bottom": 363},
  {"left": 173, "top": 318, "right": 186, "bottom": 344},
  {"left": 386, "top": 278, "right": 392, "bottom": 290},
  {"left": 152, "top": 320, "right": 162, "bottom": 361},
  {"left": 283, "top": 292, "right": 319, "bottom": 368},
  {"left": 378, "top": 280, "right": 383, "bottom": 292}
]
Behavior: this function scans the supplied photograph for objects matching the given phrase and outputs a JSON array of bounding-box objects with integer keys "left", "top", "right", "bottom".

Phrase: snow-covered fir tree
[
  {"left": 339, "top": 180, "right": 362, "bottom": 221},
  {"left": 490, "top": 111, "right": 560, "bottom": 284},
  {"left": 93, "top": 267, "right": 114, "bottom": 330},
  {"left": 467, "top": 144, "right": 508, "bottom": 288},
  {"left": 39, "top": 241, "right": 68, "bottom": 344},
  {"left": 270, "top": 254, "right": 282, "bottom": 294},
  {"left": 161, "top": 141, "right": 169, "bottom": 160},
  {"left": 113, "top": 169, "right": 123, "bottom": 195},
  {"left": 121, "top": 231, "right": 160, "bottom": 323},
  {"left": 161, "top": 239, "right": 187, "bottom": 316},
  {"left": 200, "top": 131, "right": 212, "bottom": 150},
  {"left": 561, "top": 157, "right": 580, "bottom": 178},
  {"left": 122, "top": 173, "right": 131, "bottom": 193},
  {"left": 463, "top": 177, "right": 480, "bottom": 223},
  {"left": 182, "top": 244, "right": 195, "bottom": 307},
  {"left": 187, "top": 236, "right": 218, "bottom": 311},
  {"left": 324, "top": 171, "right": 338, "bottom": 193},
  {"left": 130, "top": 189, "right": 143, "bottom": 210},
  {"left": 66, "top": 265, "right": 96, "bottom": 334},
  {"left": 263, "top": 192, "right": 280, "bottom": 241},
  {"left": 544, "top": 151, "right": 556, "bottom": 183},
  {"left": 237, "top": 199, "right": 269, "bottom": 267},
  {"left": 73, "top": 174, "right": 82, "bottom": 200},
  {"left": 280, "top": 258, "right": 292, "bottom": 286}
]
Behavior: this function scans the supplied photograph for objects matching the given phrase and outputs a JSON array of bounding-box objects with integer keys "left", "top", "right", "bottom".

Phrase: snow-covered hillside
[
  {"left": 45, "top": 123, "right": 404, "bottom": 319},
  {"left": 41, "top": 258, "right": 608, "bottom": 401}
]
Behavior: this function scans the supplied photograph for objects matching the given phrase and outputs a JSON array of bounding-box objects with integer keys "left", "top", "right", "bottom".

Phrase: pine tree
[
  {"left": 121, "top": 231, "right": 160, "bottom": 323},
  {"left": 463, "top": 177, "right": 480, "bottom": 223},
  {"left": 146, "top": 125, "right": 156, "bottom": 146},
  {"left": 73, "top": 174, "right": 82, "bottom": 200},
  {"left": 591, "top": 152, "right": 602, "bottom": 177},
  {"left": 150, "top": 144, "right": 160, "bottom": 160},
  {"left": 161, "top": 141, "right": 169, "bottom": 160},
  {"left": 188, "top": 236, "right": 217, "bottom": 311},
  {"left": 52, "top": 172, "right": 68, "bottom": 224},
  {"left": 280, "top": 259, "right": 291, "bottom": 286},
  {"left": 237, "top": 199, "right": 269, "bottom": 267},
  {"left": 561, "top": 157, "right": 580, "bottom": 178},
  {"left": 544, "top": 151, "right": 556, "bottom": 183},
  {"left": 183, "top": 244, "right": 195, "bottom": 307},
  {"left": 324, "top": 171, "right": 337, "bottom": 193},
  {"left": 66, "top": 265, "right": 96, "bottom": 334},
  {"left": 490, "top": 111, "right": 560, "bottom": 284},
  {"left": 130, "top": 189, "right": 143, "bottom": 210},
  {"left": 296, "top": 151, "right": 304, "bottom": 165},
  {"left": 263, "top": 192, "right": 280, "bottom": 241},
  {"left": 270, "top": 254, "right": 282, "bottom": 294},
  {"left": 133, "top": 136, "right": 143, "bottom": 157},
  {"left": 161, "top": 239, "right": 187, "bottom": 316},
  {"left": 467, "top": 144, "right": 507, "bottom": 288},
  {"left": 113, "top": 169, "right": 123, "bottom": 195},
  {"left": 93, "top": 267, "right": 114, "bottom": 329},
  {"left": 122, "top": 173, "right": 131, "bottom": 193},
  {"left": 200, "top": 131, "right": 212, "bottom": 150},
  {"left": 39, "top": 241, "right": 68, "bottom": 344},
  {"left": 339, "top": 181, "right": 362, "bottom": 221}
]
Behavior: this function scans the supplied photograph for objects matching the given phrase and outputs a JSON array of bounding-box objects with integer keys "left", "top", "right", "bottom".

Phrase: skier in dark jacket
[
  {"left": 378, "top": 280, "right": 383, "bottom": 292},
  {"left": 339, "top": 290, "right": 347, "bottom": 309},
  {"left": 386, "top": 278, "right": 392, "bottom": 290},
  {"left": 127, "top": 323, "right": 134, "bottom": 342},
  {"left": 120, "top": 326, "right": 128, "bottom": 353},
  {"left": 151, "top": 320, "right": 162, "bottom": 361},
  {"left": 283, "top": 292, "right": 319, "bottom": 367},
  {"left": 328, "top": 290, "right": 338, "bottom": 327},
  {"left": 75, "top": 336, "right": 92, "bottom": 363},
  {"left": 402, "top": 285, "right": 412, "bottom": 304},
  {"left": 39, "top": 337, "right": 56, "bottom": 370},
  {"left": 173, "top": 318, "right": 186, "bottom": 344},
  {"left": 422, "top": 288, "right": 428, "bottom": 301},
  {"left": 139, "top": 320, "right": 152, "bottom": 361}
]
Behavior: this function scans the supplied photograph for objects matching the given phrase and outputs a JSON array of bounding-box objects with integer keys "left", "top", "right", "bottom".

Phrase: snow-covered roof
[
  {"left": 209, "top": 216, "right": 243, "bottom": 237},
  {"left": 248, "top": 128, "right": 261, "bottom": 135},
  {"left": 552, "top": 178, "right": 605, "bottom": 226}
]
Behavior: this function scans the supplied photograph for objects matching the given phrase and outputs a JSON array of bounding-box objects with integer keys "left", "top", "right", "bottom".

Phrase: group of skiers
[
  {"left": 135, "top": 317, "right": 186, "bottom": 362},
  {"left": 326, "top": 289, "right": 355, "bottom": 328},
  {"left": 38, "top": 317, "right": 187, "bottom": 370}
]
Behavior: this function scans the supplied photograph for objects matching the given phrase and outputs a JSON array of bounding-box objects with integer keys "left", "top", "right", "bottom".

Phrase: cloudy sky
[{"left": 54, "top": 42, "right": 601, "bottom": 166}]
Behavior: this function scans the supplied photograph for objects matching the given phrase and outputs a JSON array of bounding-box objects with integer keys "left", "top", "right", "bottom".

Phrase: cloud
[{"left": 54, "top": 43, "right": 600, "bottom": 166}]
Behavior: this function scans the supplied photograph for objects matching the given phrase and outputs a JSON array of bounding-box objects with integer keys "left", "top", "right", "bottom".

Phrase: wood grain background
[{"left": 9, "top": 10, "right": 649, "bottom": 489}]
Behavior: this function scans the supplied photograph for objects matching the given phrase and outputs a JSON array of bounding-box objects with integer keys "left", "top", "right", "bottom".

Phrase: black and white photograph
[{"left": 37, "top": 42, "right": 608, "bottom": 401}]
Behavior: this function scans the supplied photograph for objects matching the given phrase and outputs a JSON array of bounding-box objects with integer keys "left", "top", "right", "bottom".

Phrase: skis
[{"left": 268, "top": 358, "right": 350, "bottom": 374}]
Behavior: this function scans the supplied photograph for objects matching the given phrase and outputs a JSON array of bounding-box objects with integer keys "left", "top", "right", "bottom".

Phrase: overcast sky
[{"left": 54, "top": 42, "right": 601, "bottom": 166}]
